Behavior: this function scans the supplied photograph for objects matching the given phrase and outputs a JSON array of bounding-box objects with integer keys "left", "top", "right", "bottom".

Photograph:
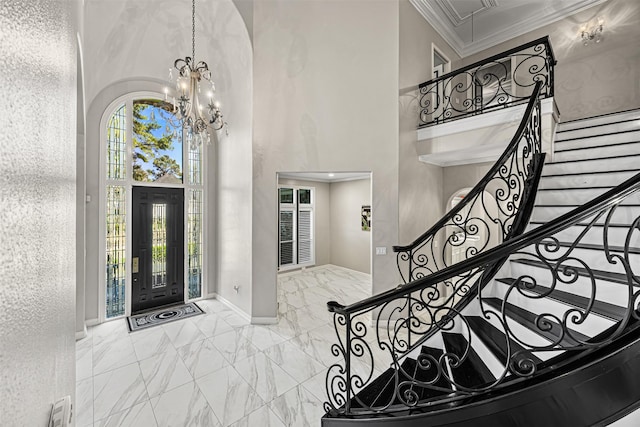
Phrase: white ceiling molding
[
  {"left": 410, "top": 0, "right": 609, "bottom": 58},
  {"left": 437, "top": 0, "right": 498, "bottom": 27},
  {"left": 278, "top": 172, "right": 371, "bottom": 183}
]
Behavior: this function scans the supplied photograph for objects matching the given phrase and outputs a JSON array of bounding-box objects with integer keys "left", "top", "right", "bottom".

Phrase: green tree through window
[{"left": 132, "top": 99, "right": 183, "bottom": 183}]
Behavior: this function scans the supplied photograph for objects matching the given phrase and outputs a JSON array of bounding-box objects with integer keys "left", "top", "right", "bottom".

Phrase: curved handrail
[
  {"left": 418, "top": 36, "right": 555, "bottom": 127},
  {"left": 325, "top": 169, "right": 640, "bottom": 416},
  {"left": 334, "top": 171, "right": 640, "bottom": 315},
  {"left": 394, "top": 81, "right": 543, "bottom": 284}
]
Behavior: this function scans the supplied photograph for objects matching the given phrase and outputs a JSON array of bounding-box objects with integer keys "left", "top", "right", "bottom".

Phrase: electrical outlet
[{"left": 376, "top": 247, "right": 387, "bottom": 255}]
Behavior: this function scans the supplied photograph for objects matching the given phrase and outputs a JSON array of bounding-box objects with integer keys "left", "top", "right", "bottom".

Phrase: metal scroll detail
[
  {"left": 418, "top": 36, "right": 555, "bottom": 128},
  {"left": 325, "top": 173, "right": 640, "bottom": 416},
  {"left": 395, "top": 81, "right": 543, "bottom": 287}
]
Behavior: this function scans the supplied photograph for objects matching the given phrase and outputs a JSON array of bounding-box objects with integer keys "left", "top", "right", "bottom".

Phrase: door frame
[
  {"left": 98, "top": 91, "right": 208, "bottom": 323},
  {"left": 131, "top": 186, "right": 185, "bottom": 314}
]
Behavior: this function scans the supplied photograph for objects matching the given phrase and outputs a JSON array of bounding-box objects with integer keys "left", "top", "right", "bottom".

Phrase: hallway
[{"left": 75, "top": 265, "right": 370, "bottom": 426}]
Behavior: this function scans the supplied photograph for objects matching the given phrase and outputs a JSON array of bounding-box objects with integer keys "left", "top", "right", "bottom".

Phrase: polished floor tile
[
  {"left": 150, "top": 381, "right": 220, "bottom": 427},
  {"left": 76, "top": 264, "right": 372, "bottom": 427},
  {"left": 162, "top": 319, "right": 206, "bottom": 348},
  {"left": 139, "top": 346, "right": 193, "bottom": 398},
  {"left": 268, "top": 385, "right": 326, "bottom": 427},
  {"left": 177, "top": 338, "right": 228, "bottom": 379},
  {"left": 93, "top": 362, "right": 148, "bottom": 421},
  {"left": 95, "top": 400, "right": 157, "bottom": 427},
  {"left": 130, "top": 327, "right": 173, "bottom": 361},
  {"left": 233, "top": 352, "right": 298, "bottom": 402},
  {"left": 75, "top": 377, "right": 93, "bottom": 427},
  {"left": 211, "top": 329, "right": 259, "bottom": 364},
  {"left": 197, "top": 366, "right": 264, "bottom": 426},
  {"left": 229, "top": 405, "right": 285, "bottom": 427},
  {"left": 263, "top": 340, "right": 326, "bottom": 383}
]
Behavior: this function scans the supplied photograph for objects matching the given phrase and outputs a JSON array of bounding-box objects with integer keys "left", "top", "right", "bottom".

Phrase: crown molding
[
  {"left": 410, "top": 0, "right": 609, "bottom": 58},
  {"left": 409, "top": 0, "right": 465, "bottom": 57}
]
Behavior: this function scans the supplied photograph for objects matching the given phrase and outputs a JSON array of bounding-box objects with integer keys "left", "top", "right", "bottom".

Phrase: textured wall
[
  {"left": 330, "top": 179, "right": 372, "bottom": 274},
  {"left": 0, "top": 0, "right": 77, "bottom": 424},
  {"left": 83, "top": 0, "right": 253, "bottom": 318},
  {"left": 252, "top": 0, "right": 399, "bottom": 317}
]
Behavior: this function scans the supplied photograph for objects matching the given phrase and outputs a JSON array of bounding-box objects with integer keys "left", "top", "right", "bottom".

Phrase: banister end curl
[{"left": 327, "top": 301, "right": 345, "bottom": 313}]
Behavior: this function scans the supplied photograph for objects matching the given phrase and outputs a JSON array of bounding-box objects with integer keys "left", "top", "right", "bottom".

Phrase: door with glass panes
[
  {"left": 131, "top": 186, "right": 184, "bottom": 314},
  {"left": 278, "top": 187, "right": 314, "bottom": 270}
]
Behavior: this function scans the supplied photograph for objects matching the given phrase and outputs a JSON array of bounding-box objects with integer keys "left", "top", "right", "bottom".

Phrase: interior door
[{"left": 132, "top": 186, "right": 184, "bottom": 314}]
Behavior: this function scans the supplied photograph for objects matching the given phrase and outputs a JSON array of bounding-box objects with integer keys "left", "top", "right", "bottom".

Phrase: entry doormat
[{"left": 127, "top": 302, "right": 204, "bottom": 332}]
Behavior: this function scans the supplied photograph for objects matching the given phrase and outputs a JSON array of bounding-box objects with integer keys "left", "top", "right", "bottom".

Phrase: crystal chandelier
[{"left": 166, "top": 0, "right": 226, "bottom": 147}]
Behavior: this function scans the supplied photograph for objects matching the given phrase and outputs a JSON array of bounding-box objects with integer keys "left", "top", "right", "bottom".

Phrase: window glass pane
[
  {"left": 280, "top": 188, "right": 293, "bottom": 204},
  {"left": 106, "top": 186, "right": 126, "bottom": 318},
  {"left": 298, "top": 189, "right": 311, "bottom": 205},
  {"left": 189, "top": 134, "right": 202, "bottom": 185},
  {"left": 152, "top": 203, "right": 167, "bottom": 289},
  {"left": 280, "top": 211, "right": 294, "bottom": 242},
  {"left": 106, "top": 104, "right": 126, "bottom": 180},
  {"left": 132, "top": 99, "right": 183, "bottom": 183},
  {"left": 188, "top": 189, "right": 203, "bottom": 299}
]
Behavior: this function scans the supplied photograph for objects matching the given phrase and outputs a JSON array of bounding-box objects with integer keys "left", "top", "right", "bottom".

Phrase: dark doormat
[{"left": 127, "top": 302, "right": 204, "bottom": 332}]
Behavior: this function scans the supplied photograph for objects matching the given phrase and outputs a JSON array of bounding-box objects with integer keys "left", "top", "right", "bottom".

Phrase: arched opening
[{"left": 100, "top": 93, "right": 206, "bottom": 320}]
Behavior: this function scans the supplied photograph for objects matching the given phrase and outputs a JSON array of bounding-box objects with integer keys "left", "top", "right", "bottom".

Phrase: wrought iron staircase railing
[
  {"left": 418, "top": 36, "right": 556, "bottom": 128},
  {"left": 395, "top": 81, "right": 544, "bottom": 285},
  {"left": 324, "top": 167, "right": 640, "bottom": 418}
]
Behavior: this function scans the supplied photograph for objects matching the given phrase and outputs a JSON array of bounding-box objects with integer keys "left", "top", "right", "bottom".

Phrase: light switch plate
[{"left": 375, "top": 247, "right": 387, "bottom": 255}]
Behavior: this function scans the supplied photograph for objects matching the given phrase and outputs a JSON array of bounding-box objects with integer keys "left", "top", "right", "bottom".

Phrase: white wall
[
  {"left": 330, "top": 179, "right": 372, "bottom": 274},
  {"left": 0, "top": 0, "right": 78, "bottom": 423},
  {"left": 398, "top": 0, "right": 460, "bottom": 245},
  {"left": 82, "top": 0, "right": 253, "bottom": 320},
  {"left": 252, "top": 0, "right": 399, "bottom": 318}
]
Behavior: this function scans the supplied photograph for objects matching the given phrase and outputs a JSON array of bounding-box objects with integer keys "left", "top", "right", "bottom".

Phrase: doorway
[{"left": 132, "top": 186, "right": 185, "bottom": 314}]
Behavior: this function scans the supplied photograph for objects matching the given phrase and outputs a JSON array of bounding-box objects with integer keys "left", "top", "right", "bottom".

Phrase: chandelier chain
[{"left": 192, "top": 0, "right": 196, "bottom": 61}]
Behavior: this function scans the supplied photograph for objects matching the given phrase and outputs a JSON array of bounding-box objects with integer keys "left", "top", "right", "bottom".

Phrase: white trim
[
  {"left": 85, "top": 318, "right": 100, "bottom": 327},
  {"left": 410, "top": 0, "right": 608, "bottom": 57},
  {"left": 419, "top": 152, "right": 504, "bottom": 167},
  {"left": 212, "top": 293, "right": 252, "bottom": 322},
  {"left": 418, "top": 97, "right": 556, "bottom": 142},
  {"left": 251, "top": 316, "right": 279, "bottom": 325},
  {"left": 75, "top": 324, "right": 88, "bottom": 341}
]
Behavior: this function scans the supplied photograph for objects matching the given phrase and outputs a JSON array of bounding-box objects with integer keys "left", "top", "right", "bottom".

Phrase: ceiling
[
  {"left": 410, "top": 0, "right": 609, "bottom": 57},
  {"left": 278, "top": 172, "right": 371, "bottom": 183}
]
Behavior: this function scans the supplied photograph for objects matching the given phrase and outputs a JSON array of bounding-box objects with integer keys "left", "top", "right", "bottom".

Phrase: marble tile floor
[{"left": 76, "top": 264, "right": 371, "bottom": 427}]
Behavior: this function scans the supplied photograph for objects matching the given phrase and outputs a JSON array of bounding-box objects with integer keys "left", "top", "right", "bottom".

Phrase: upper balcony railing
[{"left": 418, "top": 36, "right": 556, "bottom": 128}]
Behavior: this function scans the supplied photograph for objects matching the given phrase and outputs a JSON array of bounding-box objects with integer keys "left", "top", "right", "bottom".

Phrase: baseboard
[
  {"left": 75, "top": 324, "right": 88, "bottom": 341},
  {"left": 85, "top": 318, "right": 99, "bottom": 327},
  {"left": 213, "top": 293, "right": 252, "bottom": 322},
  {"left": 251, "top": 316, "right": 278, "bottom": 325}
]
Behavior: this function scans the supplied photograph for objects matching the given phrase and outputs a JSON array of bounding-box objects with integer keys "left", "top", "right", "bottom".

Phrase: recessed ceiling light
[{"left": 328, "top": 173, "right": 335, "bottom": 177}]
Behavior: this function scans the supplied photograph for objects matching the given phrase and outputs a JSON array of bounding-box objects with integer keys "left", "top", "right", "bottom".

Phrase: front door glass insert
[{"left": 152, "top": 203, "right": 168, "bottom": 289}]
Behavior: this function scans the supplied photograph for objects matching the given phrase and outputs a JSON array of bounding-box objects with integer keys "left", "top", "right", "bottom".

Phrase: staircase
[{"left": 322, "top": 109, "right": 640, "bottom": 426}]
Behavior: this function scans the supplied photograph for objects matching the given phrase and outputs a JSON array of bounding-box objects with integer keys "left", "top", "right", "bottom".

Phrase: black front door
[{"left": 132, "top": 186, "right": 184, "bottom": 314}]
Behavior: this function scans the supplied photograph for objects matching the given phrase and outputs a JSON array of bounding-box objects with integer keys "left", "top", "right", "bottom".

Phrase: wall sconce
[{"left": 581, "top": 18, "right": 604, "bottom": 45}]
